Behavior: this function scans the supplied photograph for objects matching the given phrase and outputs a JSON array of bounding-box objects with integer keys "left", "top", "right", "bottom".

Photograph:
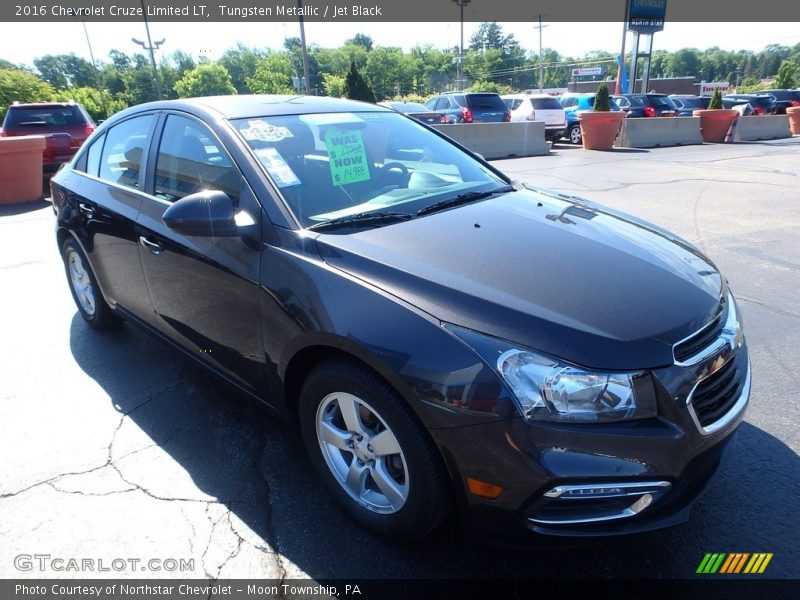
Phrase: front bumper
[{"left": 430, "top": 347, "right": 750, "bottom": 542}]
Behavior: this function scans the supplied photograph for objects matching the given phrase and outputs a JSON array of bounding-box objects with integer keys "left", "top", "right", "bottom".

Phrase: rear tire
[
  {"left": 61, "top": 238, "right": 120, "bottom": 329},
  {"left": 298, "top": 360, "right": 449, "bottom": 540},
  {"left": 569, "top": 124, "right": 582, "bottom": 145}
]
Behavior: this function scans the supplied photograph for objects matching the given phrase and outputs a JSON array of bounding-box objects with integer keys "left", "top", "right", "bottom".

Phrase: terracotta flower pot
[
  {"left": 0, "top": 135, "right": 46, "bottom": 205},
  {"left": 787, "top": 106, "right": 800, "bottom": 136},
  {"left": 693, "top": 109, "right": 738, "bottom": 143},
  {"left": 578, "top": 111, "right": 626, "bottom": 150}
]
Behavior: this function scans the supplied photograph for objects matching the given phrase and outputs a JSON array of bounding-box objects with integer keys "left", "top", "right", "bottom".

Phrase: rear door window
[
  {"left": 98, "top": 115, "right": 155, "bottom": 190},
  {"left": 74, "top": 133, "right": 105, "bottom": 176}
]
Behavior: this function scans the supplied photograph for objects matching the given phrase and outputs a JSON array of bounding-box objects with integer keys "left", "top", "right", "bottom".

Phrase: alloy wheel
[
  {"left": 67, "top": 248, "right": 96, "bottom": 316},
  {"left": 315, "top": 391, "right": 409, "bottom": 514}
]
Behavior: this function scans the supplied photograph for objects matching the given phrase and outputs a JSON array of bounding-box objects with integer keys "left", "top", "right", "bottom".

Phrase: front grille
[
  {"left": 690, "top": 356, "right": 744, "bottom": 427},
  {"left": 674, "top": 302, "right": 726, "bottom": 363}
]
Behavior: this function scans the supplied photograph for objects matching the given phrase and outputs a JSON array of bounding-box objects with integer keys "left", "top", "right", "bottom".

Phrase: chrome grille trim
[{"left": 687, "top": 359, "right": 751, "bottom": 436}]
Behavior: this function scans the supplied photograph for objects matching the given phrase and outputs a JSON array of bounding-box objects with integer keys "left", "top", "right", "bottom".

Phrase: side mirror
[{"left": 163, "top": 190, "right": 238, "bottom": 237}]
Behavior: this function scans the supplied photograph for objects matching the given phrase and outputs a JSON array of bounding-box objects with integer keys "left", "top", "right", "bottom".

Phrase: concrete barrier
[
  {"left": 431, "top": 122, "right": 548, "bottom": 159},
  {"left": 0, "top": 135, "right": 46, "bottom": 205},
  {"left": 616, "top": 117, "right": 703, "bottom": 148},
  {"left": 732, "top": 115, "right": 792, "bottom": 142}
]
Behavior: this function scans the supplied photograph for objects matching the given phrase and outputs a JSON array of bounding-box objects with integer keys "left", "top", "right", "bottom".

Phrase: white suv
[{"left": 502, "top": 94, "right": 566, "bottom": 142}]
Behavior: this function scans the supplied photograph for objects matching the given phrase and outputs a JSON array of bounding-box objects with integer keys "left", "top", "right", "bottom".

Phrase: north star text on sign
[{"left": 332, "top": 5, "right": 383, "bottom": 17}]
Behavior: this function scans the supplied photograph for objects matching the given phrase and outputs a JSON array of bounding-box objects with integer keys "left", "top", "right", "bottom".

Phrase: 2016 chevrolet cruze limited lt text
[{"left": 51, "top": 96, "right": 750, "bottom": 542}]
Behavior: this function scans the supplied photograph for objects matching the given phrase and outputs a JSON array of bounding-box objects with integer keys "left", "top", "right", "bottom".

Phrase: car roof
[{"left": 117, "top": 95, "right": 391, "bottom": 120}]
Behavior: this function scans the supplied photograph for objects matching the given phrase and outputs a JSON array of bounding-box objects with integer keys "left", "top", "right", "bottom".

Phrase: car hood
[{"left": 315, "top": 188, "right": 723, "bottom": 370}]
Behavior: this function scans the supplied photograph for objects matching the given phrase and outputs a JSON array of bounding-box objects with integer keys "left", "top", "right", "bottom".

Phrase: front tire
[
  {"left": 61, "top": 238, "right": 120, "bottom": 329},
  {"left": 299, "top": 360, "right": 449, "bottom": 540}
]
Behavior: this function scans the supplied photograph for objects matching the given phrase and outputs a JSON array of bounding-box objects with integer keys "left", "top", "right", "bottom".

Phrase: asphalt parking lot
[{"left": 1, "top": 138, "right": 799, "bottom": 584}]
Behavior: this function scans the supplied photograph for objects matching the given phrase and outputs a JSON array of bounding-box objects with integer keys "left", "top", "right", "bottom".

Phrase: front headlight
[{"left": 445, "top": 325, "right": 656, "bottom": 423}]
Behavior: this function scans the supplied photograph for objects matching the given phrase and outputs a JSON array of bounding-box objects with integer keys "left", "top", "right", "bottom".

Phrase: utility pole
[
  {"left": 297, "top": 0, "right": 311, "bottom": 94},
  {"left": 451, "top": 0, "right": 471, "bottom": 90},
  {"left": 132, "top": 0, "right": 164, "bottom": 100},
  {"left": 534, "top": 14, "right": 549, "bottom": 94},
  {"left": 81, "top": 21, "right": 108, "bottom": 117}
]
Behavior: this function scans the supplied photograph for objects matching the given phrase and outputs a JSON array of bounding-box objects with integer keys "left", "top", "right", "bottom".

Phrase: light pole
[
  {"left": 132, "top": 0, "right": 164, "bottom": 100},
  {"left": 297, "top": 0, "right": 311, "bottom": 94},
  {"left": 451, "top": 0, "right": 471, "bottom": 90},
  {"left": 534, "top": 14, "right": 549, "bottom": 94}
]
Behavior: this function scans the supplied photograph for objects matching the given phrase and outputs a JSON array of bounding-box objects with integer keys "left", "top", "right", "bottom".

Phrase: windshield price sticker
[
  {"left": 241, "top": 120, "right": 293, "bottom": 142},
  {"left": 324, "top": 127, "right": 370, "bottom": 186},
  {"left": 255, "top": 147, "right": 301, "bottom": 188}
]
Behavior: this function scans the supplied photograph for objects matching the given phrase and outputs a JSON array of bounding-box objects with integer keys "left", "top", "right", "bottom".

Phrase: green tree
[
  {"left": 774, "top": 60, "right": 797, "bottom": 89},
  {"left": 220, "top": 44, "right": 263, "bottom": 93},
  {"left": 174, "top": 63, "right": 236, "bottom": 98},
  {"left": 708, "top": 89, "right": 723, "bottom": 109},
  {"left": 53, "top": 86, "right": 127, "bottom": 121},
  {"left": 465, "top": 80, "right": 512, "bottom": 94},
  {"left": 120, "top": 54, "right": 160, "bottom": 105},
  {"left": 0, "top": 69, "right": 56, "bottom": 120},
  {"left": 322, "top": 73, "right": 346, "bottom": 97},
  {"left": 594, "top": 82, "right": 611, "bottom": 111},
  {"left": 344, "top": 61, "right": 375, "bottom": 103},
  {"left": 665, "top": 48, "right": 701, "bottom": 77},
  {"left": 346, "top": 34, "right": 374, "bottom": 52},
  {"left": 365, "top": 47, "right": 415, "bottom": 99},
  {"left": 33, "top": 53, "right": 97, "bottom": 89},
  {"left": 247, "top": 52, "right": 295, "bottom": 94}
]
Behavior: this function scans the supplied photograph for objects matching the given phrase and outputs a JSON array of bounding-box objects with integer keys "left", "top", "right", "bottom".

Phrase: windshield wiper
[
  {"left": 307, "top": 211, "right": 414, "bottom": 232},
  {"left": 416, "top": 184, "right": 514, "bottom": 217}
]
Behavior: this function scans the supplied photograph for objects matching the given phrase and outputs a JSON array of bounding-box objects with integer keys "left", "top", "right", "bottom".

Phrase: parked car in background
[
  {"left": 669, "top": 95, "right": 710, "bottom": 116},
  {"left": 558, "top": 93, "right": 622, "bottom": 145},
  {"left": 722, "top": 93, "right": 779, "bottom": 115},
  {"left": 501, "top": 94, "right": 567, "bottom": 142},
  {"left": 0, "top": 101, "right": 95, "bottom": 172},
  {"left": 51, "top": 95, "right": 750, "bottom": 543},
  {"left": 722, "top": 98, "right": 755, "bottom": 116},
  {"left": 759, "top": 89, "right": 800, "bottom": 113},
  {"left": 611, "top": 94, "right": 678, "bottom": 118},
  {"left": 377, "top": 101, "right": 441, "bottom": 125},
  {"left": 670, "top": 95, "right": 754, "bottom": 117},
  {"left": 425, "top": 92, "right": 511, "bottom": 124}
]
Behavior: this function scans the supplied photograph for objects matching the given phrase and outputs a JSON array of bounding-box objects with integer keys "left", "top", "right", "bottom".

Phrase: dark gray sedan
[{"left": 51, "top": 95, "right": 750, "bottom": 543}]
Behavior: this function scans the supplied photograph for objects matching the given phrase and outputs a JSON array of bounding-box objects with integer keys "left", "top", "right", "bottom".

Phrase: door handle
[
  {"left": 138, "top": 236, "right": 164, "bottom": 255},
  {"left": 78, "top": 203, "right": 95, "bottom": 218}
]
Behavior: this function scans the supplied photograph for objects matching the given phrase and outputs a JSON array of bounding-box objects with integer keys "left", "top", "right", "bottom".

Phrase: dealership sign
[
  {"left": 571, "top": 67, "right": 603, "bottom": 77},
  {"left": 699, "top": 82, "right": 732, "bottom": 95},
  {"left": 628, "top": 0, "right": 667, "bottom": 33}
]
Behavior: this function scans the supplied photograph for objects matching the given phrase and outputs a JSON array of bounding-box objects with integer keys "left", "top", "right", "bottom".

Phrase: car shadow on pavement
[
  {"left": 69, "top": 314, "right": 799, "bottom": 579},
  {"left": 0, "top": 198, "right": 50, "bottom": 217}
]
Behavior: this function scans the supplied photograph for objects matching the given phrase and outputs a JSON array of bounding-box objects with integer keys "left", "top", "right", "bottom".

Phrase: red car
[{"left": 1, "top": 102, "right": 95, "bottom": 172}]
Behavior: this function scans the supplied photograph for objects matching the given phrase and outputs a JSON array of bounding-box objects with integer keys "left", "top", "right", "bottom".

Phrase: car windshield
[{"left": 232, "top": 111, "right": 505, "bottom": 228}]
